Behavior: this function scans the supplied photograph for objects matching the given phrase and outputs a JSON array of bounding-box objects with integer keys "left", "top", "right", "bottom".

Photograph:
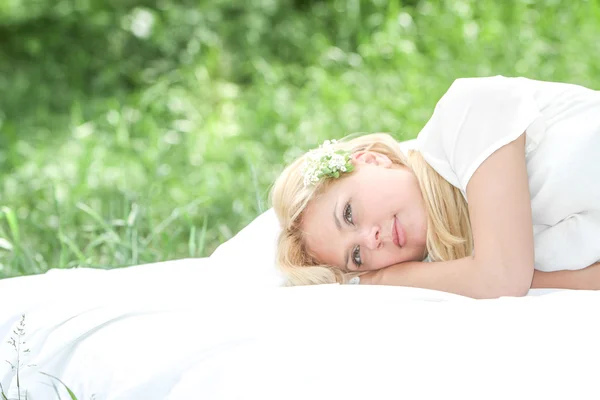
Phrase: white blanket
[{"left": 1, "top": 257, "right": 598, "bottom": 400}]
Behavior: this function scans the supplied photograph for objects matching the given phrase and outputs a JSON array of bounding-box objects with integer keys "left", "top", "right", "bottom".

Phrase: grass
[
  {"left": 2, "top": 315, "right": 82, "bottom": 399},
  {"left": 1, "top": 0, "right": 600, "bottom": 278}
]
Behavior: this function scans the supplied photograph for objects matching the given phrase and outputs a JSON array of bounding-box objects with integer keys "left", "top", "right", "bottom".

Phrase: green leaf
[
  {"left": 198, "top": 217, "right": 208, "bottom": 257},
  {"left": 1, "top": 207, "right": 20, "bottom": 246},
  {"left": 0, "top": 381, "right": 9, "bottom": 400},
  {"left": 39, "top": 372, "right": 79, "bottom": 400},
  {"left": 188, "top": 225, "right": 197, "bottom": 257}
]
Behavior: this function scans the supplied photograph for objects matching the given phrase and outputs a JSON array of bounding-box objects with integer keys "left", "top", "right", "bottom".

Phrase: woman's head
[
  {"left": 301, "top": 146, "right": 429, "bottom": 274},
  {"left": 271, "top": 133, "right": 473, "bottom": 285}
]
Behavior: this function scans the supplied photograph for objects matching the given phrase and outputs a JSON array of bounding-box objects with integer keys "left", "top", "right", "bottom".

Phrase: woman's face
[{"left": 301, "top": 151, "right": 428, "bottom": 272}]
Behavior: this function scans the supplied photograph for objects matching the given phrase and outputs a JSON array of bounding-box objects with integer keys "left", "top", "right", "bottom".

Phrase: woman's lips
[{"left": 392, "top": 216, "right": 406, "bottom": 248}]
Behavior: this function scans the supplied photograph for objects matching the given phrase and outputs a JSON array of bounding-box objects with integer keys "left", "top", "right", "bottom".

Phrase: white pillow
[{"left": 209, "top": 208, "right": 285, "bottom": 287}]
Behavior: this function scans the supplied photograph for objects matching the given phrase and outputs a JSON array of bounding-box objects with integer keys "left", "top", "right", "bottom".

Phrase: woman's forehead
[{"left": 301, "top": 197, "right": 342, "bottom": 268}]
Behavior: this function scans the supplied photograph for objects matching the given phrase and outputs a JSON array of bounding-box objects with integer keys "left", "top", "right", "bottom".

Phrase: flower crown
[{"left": 302, "top": 139, "right": 354, "bottom": 187}]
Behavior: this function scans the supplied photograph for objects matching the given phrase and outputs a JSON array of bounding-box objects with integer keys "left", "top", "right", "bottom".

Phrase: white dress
[{"left": 416, "top": 75, "right": 600, "bottom": 272}]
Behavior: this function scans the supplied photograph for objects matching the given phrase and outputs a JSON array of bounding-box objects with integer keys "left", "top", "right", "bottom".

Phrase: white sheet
[{"left": 0, "top": 258, "right": 596, "bottom": 400}]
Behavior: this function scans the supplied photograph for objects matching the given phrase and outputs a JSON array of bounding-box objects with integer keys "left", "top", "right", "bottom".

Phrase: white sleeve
[{"left": 418, "top": 76, "right": 543, "bottom": 194}]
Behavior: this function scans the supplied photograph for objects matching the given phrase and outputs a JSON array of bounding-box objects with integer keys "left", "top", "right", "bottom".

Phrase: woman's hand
[{"left": 532, "top": 262, "right": 600, "bottom": 290}]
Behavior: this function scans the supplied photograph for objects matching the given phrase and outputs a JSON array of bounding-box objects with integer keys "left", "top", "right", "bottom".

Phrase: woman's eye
[
  {"left": 343, "top": 203, "right": 354, "bottom": 225},
  {"left": 352, "top": 245, "right": 362, "bottom": 267}
]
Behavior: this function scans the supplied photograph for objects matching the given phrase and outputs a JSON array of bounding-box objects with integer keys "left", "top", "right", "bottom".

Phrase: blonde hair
[{"left": 270, "top": 133, "right": 473, "bottom": 286}]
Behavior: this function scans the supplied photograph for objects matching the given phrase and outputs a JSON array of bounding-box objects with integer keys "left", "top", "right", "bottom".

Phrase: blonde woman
[{"left": 271, "top": 75, "right": 600, "bottom": 299}]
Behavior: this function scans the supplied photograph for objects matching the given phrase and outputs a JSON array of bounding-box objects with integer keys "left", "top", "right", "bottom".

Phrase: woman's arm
[
  {"left": 463, "top": 132, "right": 535, "bottom": 295},
  {"left": 359, "top": 257, "right": 511, "bottom": 298},
  {"left": 361, "top": 134, "right": 534, "bottom": 299},
  {"left": 360, "top": 261, "right": 600, "bottom": 294},
  {"left": 531, "top": 262, "right": 600, "bottom": 290}
]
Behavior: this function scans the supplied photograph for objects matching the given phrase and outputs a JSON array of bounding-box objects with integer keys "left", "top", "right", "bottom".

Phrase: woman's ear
[{"left": 352, "top": 151, "right": 392, "bottom": 168}]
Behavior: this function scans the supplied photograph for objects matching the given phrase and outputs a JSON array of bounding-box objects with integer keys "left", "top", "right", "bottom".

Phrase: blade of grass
[
  {"left": 1, "top": 207, "right": 22, "bottom": 271},
  {"left": 198, "top": 217, "right": 208, "bottom": 257},
  {"left": 50, "top": 182, "right": 70, "bottom": 270},
  {"left": 248, "top": 158, "right": 264, "bottom": 213},
  {"left": 39, "top": 372, "right": 79, "bottom": 400},
  {"left": 75, "top": 203, "right": 120, "bottom": 241},
  {"left": 127, "top": 202, "right": 139, "bottom": 264},
  {"left": 130, "top": 228, "right": 139, "bottom": 265},
  {"left": 141, "top": 197, "right": 207, "bottom": 247},
  {"left": 58, "top": 233, "right": 87, "bottom": 264},
  {"left": 188, "top": 225, "right": 197, "bottom": 257},
  {"left": 1, "top": 207, "right": 20, "bottom": 245},
  {"left": 45, "top": 379, "right": 62, "bottom": 399},
  {"left": 0, "top": 381, "right": 8, "bottom": 400}
]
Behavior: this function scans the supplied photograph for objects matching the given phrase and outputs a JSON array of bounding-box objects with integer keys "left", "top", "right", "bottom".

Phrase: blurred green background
[{"left": 1, "top": 0, "right": 599, "bottom": 278}]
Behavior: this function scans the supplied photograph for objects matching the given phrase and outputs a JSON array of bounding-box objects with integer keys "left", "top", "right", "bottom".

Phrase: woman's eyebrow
[
  {"left": 333, "top": 199, "right": 342, "bottom": 230},
  {"left": 333, "top": 199, "right": 351, "bottom": 271},
  {"left": 333, "top": 200, "right": 350, "bottom": 270}
]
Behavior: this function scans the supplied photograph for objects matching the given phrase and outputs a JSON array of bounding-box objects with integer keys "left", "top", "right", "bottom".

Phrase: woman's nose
[{"left": 362, "top": 226, "right": 381, "bottom": 250}]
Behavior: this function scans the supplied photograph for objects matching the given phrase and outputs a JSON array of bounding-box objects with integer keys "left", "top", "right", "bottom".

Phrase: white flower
[{"left": 301, "top": 140, "right": 354, "bottom": 187}]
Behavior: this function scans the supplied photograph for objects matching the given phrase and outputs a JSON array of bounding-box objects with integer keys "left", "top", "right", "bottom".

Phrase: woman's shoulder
[
  {"left": 416, "top": 75, "right": 544, "bottom": 193},
  {"left": 416, "top": 75, "right": 550, "bottom": 146}
]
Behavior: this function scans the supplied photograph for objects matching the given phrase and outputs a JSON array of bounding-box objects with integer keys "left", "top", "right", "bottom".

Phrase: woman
[{"left": 271, "top": 75, "right": 600, "bottom": 298}]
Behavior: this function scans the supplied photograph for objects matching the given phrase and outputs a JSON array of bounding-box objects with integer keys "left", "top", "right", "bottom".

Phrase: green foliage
[{"left": 1, "top": 0, "right": 600, "bottom": 277}]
